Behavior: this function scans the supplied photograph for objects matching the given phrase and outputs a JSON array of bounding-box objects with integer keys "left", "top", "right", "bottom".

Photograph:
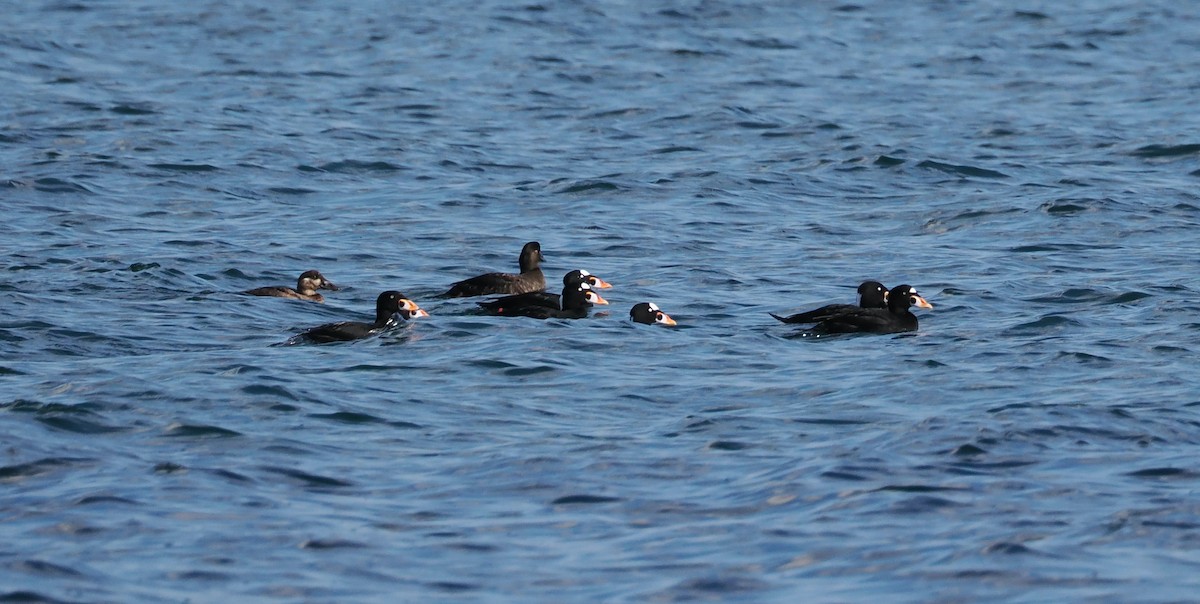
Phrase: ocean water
[{"left": 3, "top": 0, "right": 1200, "bottom": 601}]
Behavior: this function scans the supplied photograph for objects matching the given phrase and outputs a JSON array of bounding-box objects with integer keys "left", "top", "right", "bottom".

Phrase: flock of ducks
[{"left": 243, "top": 241, "right": 932, "bottom": 343}]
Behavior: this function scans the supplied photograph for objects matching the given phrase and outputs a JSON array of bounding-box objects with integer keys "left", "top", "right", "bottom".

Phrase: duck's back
[{"left": 445, "top": 269, "right": 545, "bottom": 297}]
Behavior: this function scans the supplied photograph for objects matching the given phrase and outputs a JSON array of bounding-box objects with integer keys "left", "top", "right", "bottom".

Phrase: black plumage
[
  {"left": 771, "top": 280, "right": 887, "bottom": 324},
  {"left": 299, "top": 291, "right": 428, "bottom": 343},
  {"left": 808, "top": 284, "right": 932, "bottom": 334},
  {"left": 444, "top": 241, "right": 546, "bottom": 297}
]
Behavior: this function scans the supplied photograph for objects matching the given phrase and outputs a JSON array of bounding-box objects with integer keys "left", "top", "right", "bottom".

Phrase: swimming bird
[
  {"left": 298, "top": 291, "right": 428, "bottom": 343},
  {"left": 630, "top": 302, "right": 677, "bottom": 326},
  {"left": 771, "top": 280, "right": 888, "bottom": 323},
  {"left": 476, "top": 269, "right": 612, "bottom": 314},
  {"left": 809, "top": 284, "right": 932, "bottom": 334},
  {"left": 244, "top": 270, "right": 338, "bottom": 302},
  {"left": 482, "top": 281, "right": 608, "bottom": 319},
  {"left": 443, "top": 241, "right": 546, "bottom": 297}
]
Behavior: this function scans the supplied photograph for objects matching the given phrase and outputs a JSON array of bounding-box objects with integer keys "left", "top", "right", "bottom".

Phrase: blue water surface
[{"left": 3, "top": 0, "right": 1200, "bottom": 601}]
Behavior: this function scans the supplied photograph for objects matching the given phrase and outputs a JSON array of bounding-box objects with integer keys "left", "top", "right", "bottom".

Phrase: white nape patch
[
  {"left": 647, "top": 303, "right": 660, "bottom": 311},
  {"left": 579, "top": 283, "right": 592, "bottom": 290}
]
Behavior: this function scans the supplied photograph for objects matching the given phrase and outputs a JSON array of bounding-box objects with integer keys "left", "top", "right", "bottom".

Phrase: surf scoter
[
  {"left": 476, "top": 269, "right": 612, "bottom": 313},
  {"left": 809, "top": 284, "right": 932, "bottom": 334},
  {"left": 771, "top": 280, "right": 887, "bottom": 323},
  {"left": 483, "top": 281, "right": 608, "bottom": 319},
  {"left": 630, "top": 302, "right": 677, "bottom": 326},
  {"left": 443, "top": 241, "right": 546, "bottom": 297},
  {"left": 244, "top": 270, "right": 338, "bottom": 302},
  {"left": 299, "top": 291, "right": 428, "bottom": 343}
]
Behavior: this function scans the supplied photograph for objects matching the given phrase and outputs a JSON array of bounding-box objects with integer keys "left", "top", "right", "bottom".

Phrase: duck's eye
[{"left": 655, "top": 312, "right": 664, "bottom": 321}]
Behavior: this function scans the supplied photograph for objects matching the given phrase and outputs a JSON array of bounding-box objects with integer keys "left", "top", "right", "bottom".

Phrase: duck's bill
[
  {"left": 401, "top": 299, "right": 430, "bottom": 317},
  {"left": 323, "top": 281, "right": 339, "bottom": 291},
  {"left": 911, "top": 295, "right": 933, "bottom": 309},
  {"left": 589, "top": 276, "right": 613, "bottom": 289},
  {"left": 588, "top": 292, "right": 610, "bottom": 305},
  {"left": 657, "top": 312, "right": 677, "bottom": 326}
]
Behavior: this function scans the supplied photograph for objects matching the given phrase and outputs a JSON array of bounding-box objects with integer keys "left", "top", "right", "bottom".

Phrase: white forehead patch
[
  {"left": 647, "top": 303, "right": 660, "bottom": 311},
  {"left": 579, "top": 269, "right": 591, "bottom": 276}
]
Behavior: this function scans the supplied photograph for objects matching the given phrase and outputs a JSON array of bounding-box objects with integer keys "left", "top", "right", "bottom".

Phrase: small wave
[
  {"left": 11, "top": 559, "right": 83, "bottom": 577},
  {"left": 0, "top": 457, "right": 94, "bottom": 481},
  {"left": 267, "top": 187, "right": 317, "bottom": 195},
  {"left": 298, "top": 160, "right": 405, "bottom": 173},
  {"left": 1125, "top": 467, "right": 1199, "bottom": 479},
  {"left": 889, "top": 494, "right": 963, "bottom": 513},
  {"left": 208, "top": 469, "right": 253, "bottom": 483},
  {"left": 662, "top": 575, "right": 771, "bottom": 596},
  {"left": 551, "top": 494, "right": 621, "bottom": 505},
  {"left": 1056, "top": 351, "right": 1112, "bottom": 363},
  {"left": 75, "top": 495, "right": 137, "bottom": 506},
  {"left": 1041, "top": 198, "right": 1098, "bottom": 215},
  {"left": 162, "top": 423, "right": 242, "bottom": 438},
  {"left": 166, "top": 570, "right": 230, "bottom": 581},
  {"left": 298, "top": 539, "right": 367, "bottom": 550},
  {"left": 110, "top": 104, "right": 156, "bottom": 115},
  {"left": 1024, "top": 288, "right": 1150, "bottom": 305},
  {"left": 2, "top": 401, "right": 125, "bottom": 434},
  {"left": 427, "top": 582, "right": 479, "bottom": 593},
  {"left": 952, "top": 443, "right": 987, "bottom": 456},
  {"left": 739, "top": 37, "right": 798, "bottom": 50},
  {"left": 981, "top": 541, "right": 1036, "bottom": 555},
  {"left": 917, "top": 159, "right": 1009, "bottom": 179},
  {"left": 0, "top": 590, "right": 77, "bottom": 603},
  {"left": 555, "top": 180, "right": 621, "bottom": 194},
  {"left": 1006, "top": 314, "right": 1082, "bottom": 334},
  {"left": 309, "top": 411, "right": 387, "bottom": 424},
  {"left": 32, "top": 178, "right": 93, "bottom": 194},
  {"left": 790, "top": 417, "right": 871, "bottom": 425},
  {"left": 820, "top": 470, "right": 867, "bottom": 481},
  {"left": 36, "top": 415, "right": 126, "bottom": 434},
  {"left": 504, "top": 365, "right": 556, "bottom": 377},
  {"left": 707, "top": 440, "right": 750, "bottom": 451},
  {"left": 147, "top": 163, "right": 220, "bottom": 172},
  {"left": 1130, "top": 143, "right": 1200, "bottom": 158},
  {"left": 1010, "top": 242, "right": 1119, "bottom": 253},
  {"left": 1014, "top": 10, "right": 1051, "bottom": 20},
  {"left": 652, "top": 145, "right": 703, "bottom": 154},
  {"left": 875, "top": 484, "right": 966, "bottom": 493},
  {"left": 241, "top": 384, "right": 299, "bottom": 400},
  {"left": 262, "top": 466, "right": 353, "bottom": 488}
]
